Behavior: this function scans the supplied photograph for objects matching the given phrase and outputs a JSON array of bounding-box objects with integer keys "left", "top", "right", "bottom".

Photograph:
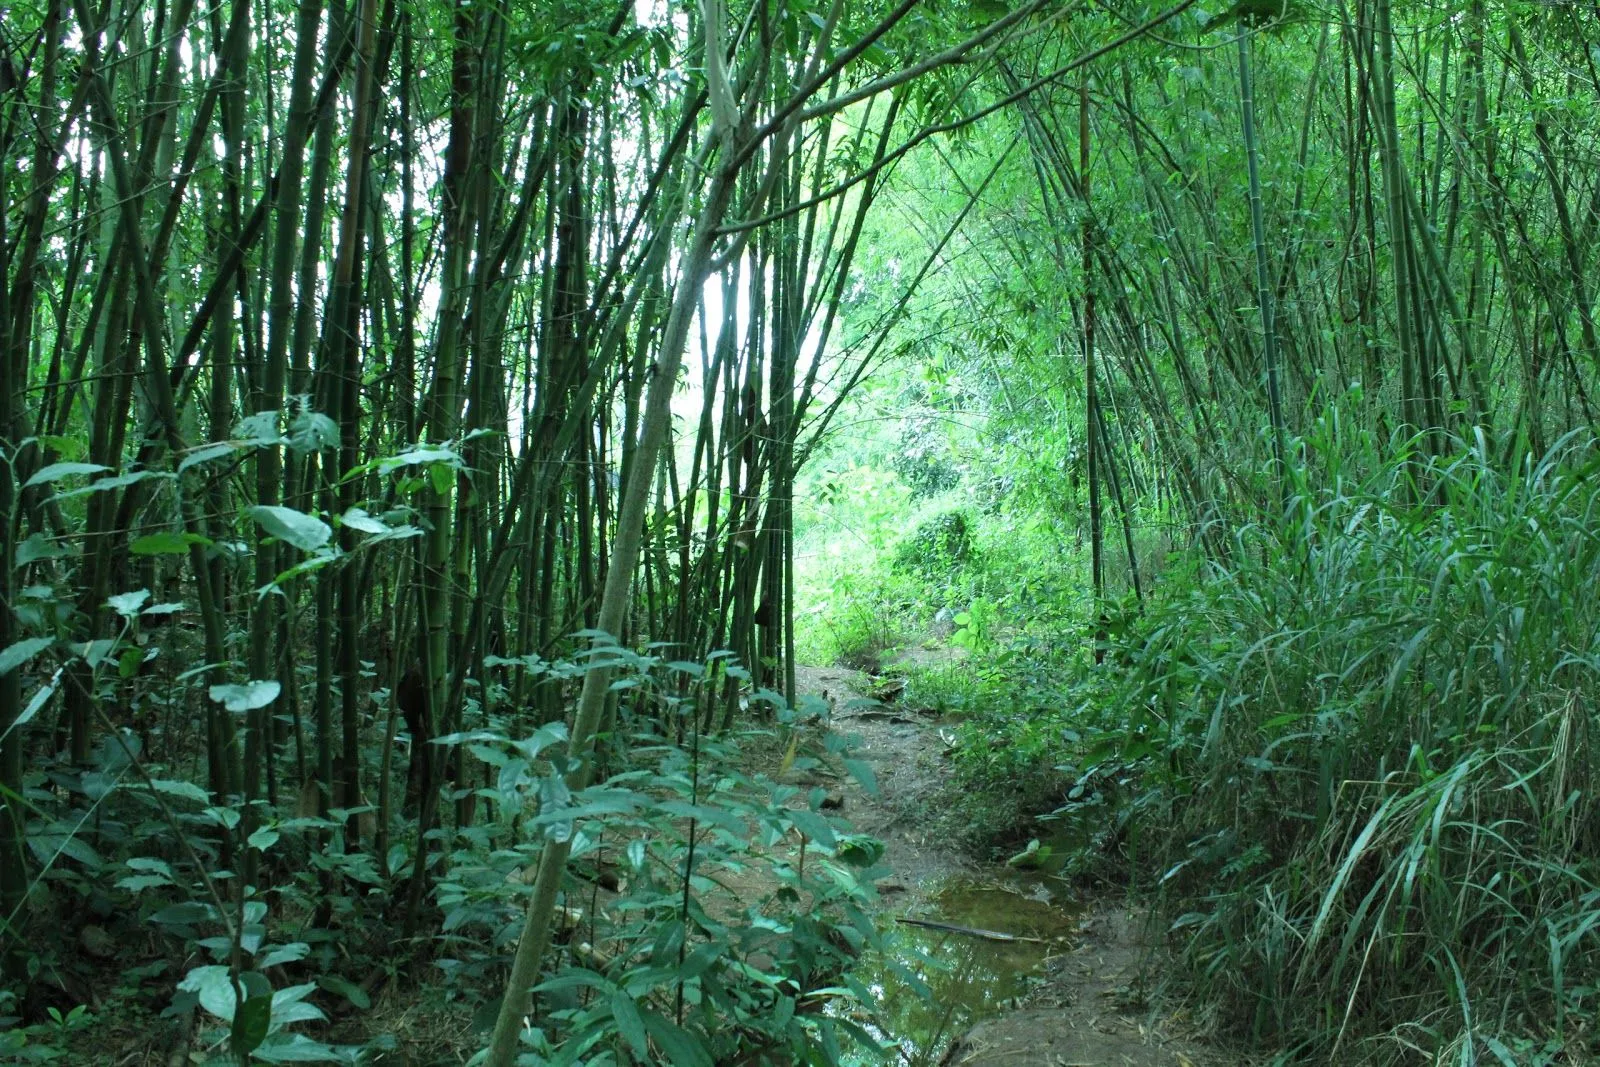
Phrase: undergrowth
[
  {"left": 798, "top": 483, "right": 1086, "bottom": 672},
  {"left": 0, "top": 646, "right": 895, "bottom": 1065},
  {"left": 802, "top": 411, "right": 1600, "bottom": 1061},
  {"left": 797, "top": 472, "right": 1104, "bottom": 854},
  {"left": 1060, "top": 426, "right": 1600, "bottom": 1062}
]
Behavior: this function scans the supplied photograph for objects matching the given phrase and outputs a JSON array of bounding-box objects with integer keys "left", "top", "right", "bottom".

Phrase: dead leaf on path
[{"left": 778, "top": 730, "right": 799, "bottom": 776}]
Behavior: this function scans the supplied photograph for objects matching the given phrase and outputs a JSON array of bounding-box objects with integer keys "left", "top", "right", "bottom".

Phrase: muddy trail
[{"left": 792, "top": 664, "right": 1217, "bottom": 1067}]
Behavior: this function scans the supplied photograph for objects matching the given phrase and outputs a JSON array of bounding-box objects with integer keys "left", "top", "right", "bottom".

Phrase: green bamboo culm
[{"left": 1235, "top": 26, "right": 1288, "bottom": 499}]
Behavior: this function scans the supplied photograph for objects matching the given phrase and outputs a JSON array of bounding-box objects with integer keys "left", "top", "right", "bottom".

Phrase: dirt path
[
  {"left": 797, "top": 665, "right": 1219, "bottom": 1067},
  {"left": 796, "top": 665, "right": 973, "bottom": 889}
]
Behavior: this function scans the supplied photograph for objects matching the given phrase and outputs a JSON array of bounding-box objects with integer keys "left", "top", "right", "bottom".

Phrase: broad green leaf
[
  {"left": 495, "top": 757, "right": 529, "bottom": 796},
  {"left": 0, "top": 637, "right": 52, "bottom": 677},
  {"left": 534, "top": 968, "right": 618, "bottom": 996},
  {"left": 468, "top": 742, "right": 509, "bottom": 768},
  {"left": 179, "top": 964, "right": 239, "bottom": 1022},
  {"left": 316, "top": 974, "right": 371, "bottom": 1010},
  {"left": 252, "top": 1034, "right": 347, "bottom": 1063},
  {"left": 234, "top": 411, "right": 286, "bottom": 445},
  {"left": 205, "top": 806, "right": 242, "bottom": 830},
  {"left": 150, "top": 902, "right": 215, "bottom": 926},
  {"left": 842, "top": 758, "right": 879, "bottom": 797},
  {"left": 428, "top": 464, "right": 453, "bottom": 496},
  {"left": 11, "top": 671, "right": 59, "bottom": 737},
  {"left": 788, "top": 809, "right": 838, "bottom": 849},
  {"left": 27, "top": 831, "right": 102, "bottom": 869},
  {"left": 248, "top": 827, "right": 281, "bottom": 852},
  {"left": 258, "top": 943, "right": 310, "bottom": 969},
  {"left": 837, "top": 834, "right": 885, "bottom": 868},
  {"left": 231, "top": 992, "right": 273, "bottom": 1056},
  {"left": 641, "top": 1013, "right": 712, "bottom": 1067},
  {"left": 654, "top": 800, "right": 746, "bottom": 835},
  {"left": 24, "top": 461, "right": 109, "bottom": 489},
  {"left": 107, "top": 590, "right": 151, "bottom": 618},
  {"left": 247, "top": 505, "right": 332, "bottom": 552},
  {"left": 610, "top": 991, "right": 649, "bottom": 1060},
  {"left": 378, "top": 445, "right": 461, "bottom": 474},
  {"left": 150, "top": 778, "right": 211, "bottom": 804},
  {"left": 126, "top": 856, "right": 175, "bottom": 877},
  {"left": 16, "top": 533, "right": 70, "bottom": 566},
  {"left": 287, "top": 411, "right": 338, "bottom": 453},
  {"left": 338, "top": 507, "right": 390, "bottom": 534},
  {"left": 526, "top": 787, "right": 639, "bottom": 827},
  {"left": 178, "top": 442, "right": 237, "bottom": 473},
  {"left": 81, "top": 769, "right": 118, "bottom": 801},
  {"left": 537, "top": 774, "right": 573, "bottom": 842},
  {"left": 116, "top": 874, "right": 175, "bottom": 893},
  {"left": 50, "top": 468, "right": 171, "bottom": 500},
  {"left": 209, "top": 680, "right": 281, "bottom": 713},
  {"left": 270, "top": 982, "right": 325, "bottom": 1026},
  {"left": 342, "top": 510, "right": 422, "bottom": 542},
  {"left": 750, "top": 687, "right": 787, "bottom": 711},
  {"left": 514, "top": 721, "right": 569, "bottom": 761},
  {"left": 267, "top": 545, "right": 342, "bottom": 587}
]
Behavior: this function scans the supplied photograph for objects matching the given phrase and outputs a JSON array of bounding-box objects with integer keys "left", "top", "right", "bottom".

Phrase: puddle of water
[{"left": 839, "top": 877, "right": 1082, "bottom": 1064}]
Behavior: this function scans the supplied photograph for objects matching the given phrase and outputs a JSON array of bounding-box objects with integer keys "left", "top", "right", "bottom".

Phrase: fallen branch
[{"left": 894, "top": 918, "right": 1045, "bottom": 943}]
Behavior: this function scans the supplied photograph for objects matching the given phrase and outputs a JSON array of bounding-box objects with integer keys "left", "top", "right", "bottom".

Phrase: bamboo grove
[
  {"left": 841, "top": 0, "right": 1600, "bottom": 602},
  {"left": 0, "top": 0, "right": 1164, "bottom": 1052},
  {"left": 4, "top": 0, "right": 1600, "bottom": 1058}
]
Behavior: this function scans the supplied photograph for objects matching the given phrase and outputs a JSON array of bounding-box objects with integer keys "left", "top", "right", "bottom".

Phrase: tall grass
[{"left": 1090, "top": 425, "right": 1600, "bottom": 1063}]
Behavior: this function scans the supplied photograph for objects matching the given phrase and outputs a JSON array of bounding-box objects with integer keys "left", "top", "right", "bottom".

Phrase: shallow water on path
[{"left": 845, "top": 875, "right": 1083, "bottom": 1063}]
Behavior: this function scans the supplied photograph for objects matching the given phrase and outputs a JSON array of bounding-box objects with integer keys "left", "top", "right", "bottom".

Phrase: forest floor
[{"left": 792, "top": 663, "right": 1221, "bottom": 1066}]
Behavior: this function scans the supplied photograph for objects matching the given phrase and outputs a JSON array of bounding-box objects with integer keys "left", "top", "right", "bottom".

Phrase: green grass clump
[{"left": 1074, "top": 429, "right": 1600, "bottom": 1062}]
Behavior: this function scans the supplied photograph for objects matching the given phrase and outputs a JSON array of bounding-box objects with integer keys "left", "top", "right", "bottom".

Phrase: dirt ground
[
  {"left": 795, "top": 665, "right": 974, "bottom": 889},
  {"left": 797, "top": 664, "right": 1223, "bottom": 1067}
]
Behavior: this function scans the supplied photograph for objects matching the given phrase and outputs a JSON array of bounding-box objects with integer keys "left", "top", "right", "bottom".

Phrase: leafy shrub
[
  {"left": 478, "top": 650, "right": 894, "bottom": 1064},
  {"left": 4, "top": 628, "right": 895, "bottom": 1065},
  {"left": 889, "top": 432, "right": 963, "bottom": 499},
  {"left": 809, "top": 569, "right": 907, "bottom": 673},
  {"left": 891, "top": 511, "right": 975, "bottom": 580}
]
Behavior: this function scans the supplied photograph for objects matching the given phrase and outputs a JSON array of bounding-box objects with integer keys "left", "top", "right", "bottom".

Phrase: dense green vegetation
[{"left": 3, "top": 0, "right": 1599, "bottom": 1061}]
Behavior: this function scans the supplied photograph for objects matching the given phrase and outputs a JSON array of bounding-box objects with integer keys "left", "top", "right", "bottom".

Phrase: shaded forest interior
[{"left": 3, "top": 0, "right": 1600, "bottom": 1061}]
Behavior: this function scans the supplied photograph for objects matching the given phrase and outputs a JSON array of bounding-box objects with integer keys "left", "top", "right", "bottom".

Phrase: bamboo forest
[{"left": 3, "top": 0, "right": 1599, "bottom": 1061}]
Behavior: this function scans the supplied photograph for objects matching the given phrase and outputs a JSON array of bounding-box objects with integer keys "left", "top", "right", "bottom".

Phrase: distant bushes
[{"left": 890, "top": 510, "right": 975, "bottom": 579}]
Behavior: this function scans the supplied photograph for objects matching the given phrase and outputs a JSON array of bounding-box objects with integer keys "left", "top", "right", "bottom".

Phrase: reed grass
[{"left": 1094, "top": 425, "right": 1600, "bottom": 1062}]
